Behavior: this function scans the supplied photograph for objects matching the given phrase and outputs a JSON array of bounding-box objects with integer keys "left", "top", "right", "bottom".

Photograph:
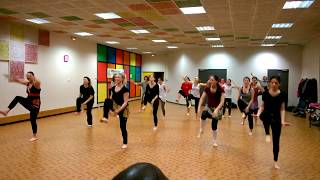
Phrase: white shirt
[
  {"left": 191, "top": 83, "right": 200, "bottom": 98},
  {"left": 223, "top": 84, "right": 233, "bottom": 98},
  {"left": 159, "top": 83, "right": 167, "bottom": 101}
]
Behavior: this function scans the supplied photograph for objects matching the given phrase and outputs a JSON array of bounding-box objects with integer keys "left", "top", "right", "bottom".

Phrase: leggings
[
  {"left": 263, "top": 119, "right": 282, "bottom": 161},
  {"left": 159, "top": 99, "right": 166, "bottom": 116},
  {"left": 141, "top": 92, "right": 146, "bottom": 105},
  {"left": 8, "top": 96, "right": 39, "bottom": 134},
  {"left": 178, "top": 90, "right": 190, "bottom": 107},
  {"left": 76, "top": 97, "right": 94, "bottom": 125},
  {"left": 223, "top": 98, "right": 232, "bottom": 116},
  {"left": 188, "top": 94, "right": 200, "bottom": 113},
  {"left": 201, "top": 110, "right": 219, "bottom": 130},
  {"left": 103, "top": 99, "right": 128, "bottom": 144},
  {"left": 245, "top": 111, "right": 254, "bottom": 130}
]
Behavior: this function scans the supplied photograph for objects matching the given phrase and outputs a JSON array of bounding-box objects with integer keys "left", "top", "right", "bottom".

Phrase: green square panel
[
  {"left": 130, "top": 66, "right": 136, "bottom": 80},
  {"left": 97, "top": 44, "right": 107, "bottom": 62},
  {"left": 174, "top": 0, "right": 202, "bottom": 8},
  {"left": 0, "top": 8, "right": 17, "bottom": 14},
  {"left": 27, "top": 12, "right": 51, "bottom": 18},
  {"left": 60, "top": 16, "right": 83, "bottom": 21}
]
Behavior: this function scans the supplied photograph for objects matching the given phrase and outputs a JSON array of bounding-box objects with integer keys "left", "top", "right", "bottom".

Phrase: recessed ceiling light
[
  {"left": 196, "top": 26, "right": 215, "bottom": 31},
  {"left": 265, "top": 36, "right": 282, "bottom": 39},
  {"left": 142, "top": 52, "right": 152, "bottom": 54},
  {"left": 180, "top": 6, "right": 206, "bottom": 14},
  {"left": 261, "top": 44, "right": 275, "bottom": 47},
  {"left": 206, "top": 37, "right": 220, "bottom": 41},
  {"left": 130, "top": 29, "right": 150, "bottom": 34},
  {"left": 26, "top": 18, "right": 50, "bottom": 24},
  {"left": 211, "top": 45, "right": 224, "bottom": 48},
  {"left": 106, "top": 41, "right": 119, "bottom": 44},
  {"left": 167, "top": 46, "right": 178, "bottom": 48},
  {"left": 74, "top": 32, "right": 93, "bottom": 36},
  {"left": 272, "top": 23, "right": 294, "bottom": 28},
  {"left": 152, "top": 40, "right": 167, "bottom": 43},
  {"left": 127, "top": 47, "right": 138, "bottom": 50},
  {"left": 95, "top": 12, "right": 121, "bottom": 19},
  {"left": 283, "top": 1, "right": 314, "bottom": 9}
]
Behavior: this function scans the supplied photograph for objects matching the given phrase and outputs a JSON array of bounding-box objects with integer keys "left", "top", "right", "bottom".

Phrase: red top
[
  {"left": 181, "top": 82, "right": 192, "bottom": 96},
  {"left": 205, "top": 86, "right": 224, "bottom": 108}
]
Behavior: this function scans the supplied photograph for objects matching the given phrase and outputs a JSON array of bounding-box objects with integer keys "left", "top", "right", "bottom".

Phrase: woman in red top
[
  {"left": 197, "top": 75, "right": 225, "bottom": 147},
  {"left": 176, "top": 76, "right": 193, "bottom": 115}
]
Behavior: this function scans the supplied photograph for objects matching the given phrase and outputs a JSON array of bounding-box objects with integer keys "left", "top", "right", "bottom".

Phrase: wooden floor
[{"left": 0, "top": 100, "right": 320, "bottom": 179}]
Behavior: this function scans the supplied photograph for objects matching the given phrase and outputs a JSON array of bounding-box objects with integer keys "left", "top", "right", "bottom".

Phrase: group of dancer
[{"left": 0, "top": 71, "right": 290, "bottom": 169}]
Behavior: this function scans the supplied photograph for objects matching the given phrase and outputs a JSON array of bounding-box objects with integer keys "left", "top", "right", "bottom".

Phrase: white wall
[
  {"left": 301, "top": 36, "right": 320, "bottom": 101},
  {"left": 143, "top": 46, "right": 303, "bottom": 106},
  {"left": 0, "top": 29, "right": 97, "bottom": 116}
]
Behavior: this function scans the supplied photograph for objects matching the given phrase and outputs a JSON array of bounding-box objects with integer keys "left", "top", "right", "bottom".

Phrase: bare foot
[
  {"left": 197, "top": 130, "right": 203, "bottom": 138},
  {"left": 213, "top": 141, "right": 218, "bottom": 147},
  {"left": 274, "top": 162, "right": 280, "bottom": 169},
  {"left": 265, "top": 135, "right": 271, "bottom": 143},
  {"left": 0, "top": 108, "right": 10, "bottom": 116},
  {"left": 100, "top": 118, "right": 108, "bottom": 123},
  {"left": 249, "top": 131, "right": 253, "bottom": 136},
  {"left": 74, "top": 112, "right": 80, "bottom": 115},
  {"left": 121, "top": 144, "right": 128, "bottom": 149},
  {"left": 29, "top": 137, "right": 38, "bottom": 142},
  {"left": 153, "top": 126, "right": 157, "bottom": 131}
]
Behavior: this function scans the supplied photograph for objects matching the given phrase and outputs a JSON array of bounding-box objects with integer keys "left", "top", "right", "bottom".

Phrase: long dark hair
[{"left": 84, "top": 76, "right": 91, "bottom": 87}]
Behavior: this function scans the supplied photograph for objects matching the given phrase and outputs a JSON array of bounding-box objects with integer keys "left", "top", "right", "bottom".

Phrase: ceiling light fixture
[
  {"left": 106, "top": 41, "right": 119, "bottom": 44},
  {"left": 283, "top": 0, "right": 314, "bottom": 9},
  {"left": 265, "top": 36, "right": 282, "bottom": 39},
  {"left": 127, "top": 47, "right": 138, "bottom": 50},
  {"left": 272, "top": 23, "right": 294, "bottom": 28},
  {"left": 152, "top": 39, "right": 167, "bottom": 43},
  {"left": 26, "top": 18, "right": 50, "bottom": 24},
  {"left": 74, "top": 32, "right": 93, "bottom": 36},
  {"left": 95, "top": 12, "right": 121, "bottom": 19},
  {"left": 167, "top": 46, "right": 178, "bottom": 48},
  {"left": 211, "top": 45, "right": 224, "bottom": 48},
  {"left": 261, "top": 44, "right": 275, "bottom": 47},
  {"left": 206, "top": 37, "right": 220, "bottom": 41},
  {"left": 130, "top": 29, "right": 150, "bottom": 34},
  {"left": 142, "top": 52, "right": 152, "bottom": 54},
  {"left": 196, "top": 26, "right": 215, "bottom": 31},
  {"left": 180, "top": 6, "right": 206, "bottom": 14}
]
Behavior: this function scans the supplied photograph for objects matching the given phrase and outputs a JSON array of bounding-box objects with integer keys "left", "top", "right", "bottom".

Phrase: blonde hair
[{"left": 113, "top": 73, "right": 127, "bottom": 85}]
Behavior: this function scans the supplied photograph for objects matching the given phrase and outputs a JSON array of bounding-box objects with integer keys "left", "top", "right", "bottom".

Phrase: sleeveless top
[
  {"left": 27, "top": 83, "right": 41, "bottom": 108},
  {"left": 191, "top": 83, "right": 200, "bottom": 98},
  {"left": 159, "top": 83, "right": 167, "bottom": 102},
  {"left": 239, "top": 87, "right": 253, "bottom": 105}
]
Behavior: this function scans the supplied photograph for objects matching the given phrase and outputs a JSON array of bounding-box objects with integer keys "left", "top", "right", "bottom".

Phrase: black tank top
[{"left": 27, "top": 83, "right": 41, "bottom": 108}]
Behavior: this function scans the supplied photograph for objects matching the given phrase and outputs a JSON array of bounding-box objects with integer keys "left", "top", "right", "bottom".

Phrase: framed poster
[{"left": 9, "top": 60, "right": 24, "bottom": 80}]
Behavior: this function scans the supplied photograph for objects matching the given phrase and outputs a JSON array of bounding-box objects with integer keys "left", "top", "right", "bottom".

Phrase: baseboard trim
[{"left": 0, "top": 99, "right": 141, "bottom": 126}]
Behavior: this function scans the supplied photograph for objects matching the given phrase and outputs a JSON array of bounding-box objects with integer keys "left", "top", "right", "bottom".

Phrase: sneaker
[{"left": 121, "top": 144, "right": 128, "bottom": 149}]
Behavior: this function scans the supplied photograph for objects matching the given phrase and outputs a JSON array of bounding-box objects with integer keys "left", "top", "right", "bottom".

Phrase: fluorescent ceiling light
[
  {"left": 95, "top": 12, "right": 121, "bottom": 19},
  {"left": 106, "top": 41, "right": 119, "bottom": 44},
  {"left": 152, "top": 39, "right": 167, "bottom": 43},
  {"left": 26, "top": 18, "right": 50, "bottom": 24},
  {"left": 272, "top": 23, "right": 294, "bottom": 28},
  {"left": 283, "top": 1, "right": 314, "bottom": 9},
  {"left": 127, "top": 47, "right": 138, "bottom": 50},
  {"left": 142, "top": 52, "right": 152, "bottom": 54},
  {"left": 196, "top": 26, "right": 215, "bottom": 31},
  {"left": 180, "top": 6, "right": 206, "bottom": 14},
  {"left": 167, "top": 46, "right": 178, "bottom": 48},
  {"left": 261, "top": 44, "right": 275, "bottom": 47},
  {"left": 206, "top": 37, "right": 220, "bottom": 41},
  {"left": 74, "top": 32, "right": 93, "bottom": 36},
  {"left": 265, "top": 36, "right": 282, "bottom": 39},
  {"left": 130, "top": 29, "right": 150, "bottom": 34},
  {"left": 211, "top": 45, "right": 224, "bottom": 48}
]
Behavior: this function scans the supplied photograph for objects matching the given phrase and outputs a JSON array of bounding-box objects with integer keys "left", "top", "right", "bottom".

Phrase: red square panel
[
  {"left": 136, "top": 54, "right": 142, "bottom": 66},
  {"left": 124, "top": 66, "right": 130, "bottom": 82},
  {"left": 130, "top": 81, "right": 136, "bottom": 97},
  {"left": 128, "top": 3, "right": 153, "bottom": 11},
  {"left": 136, "top": 85, "right": 141, "bottom": 97},
  {"left": 124, "top": 51, "right": 130, "bottom": 65},
  {"left": 116, "top": 49, "right": 123, "bottom": 64},
  {"left": 98, "top": 62, "right": 107, "bottom": 82}
]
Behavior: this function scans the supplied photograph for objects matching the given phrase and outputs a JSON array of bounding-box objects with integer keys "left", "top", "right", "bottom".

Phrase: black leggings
[
  {"left": 76, "top": 97, "right": 94, "bottom": 125},
  {"left": 178, "top": 90, "right": 190, "bottom": 107},
  {"left": 263, "top": 119, "right": 282, "bottom": 161},
  {"left": 223, "top": 98, "right": 232, "bottom": 116},
  {"left": 188, "top": 94, "right": 200, "bottom": 113},
  {"left": 201, "top": 110, "right": 219, "bottom": 130},
  {"left": 245, "top": 111, "right": 254, "bottom": 130},
  {"left": 103, "top": 99, "right": 128, "bottom": 144},
  {"left": 8, "top": 96, "right": 39, "bottom": 134}
]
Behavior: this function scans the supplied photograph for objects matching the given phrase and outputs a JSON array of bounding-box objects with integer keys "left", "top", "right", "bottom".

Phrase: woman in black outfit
[
  {"left": 144, "top": 74, "right": 160, "bottom": 130},
  {"left": 76, "top": 77, "right": 95, "bottom": 127},
  {"left": 256, "top": 75, "right": 290, "bottom": 169},
  {"left": 101, "top": 73, "right": 130, "bottom": 149},
  {"left": 0, "top": 71, "right": 41, "bottom": 142}
]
